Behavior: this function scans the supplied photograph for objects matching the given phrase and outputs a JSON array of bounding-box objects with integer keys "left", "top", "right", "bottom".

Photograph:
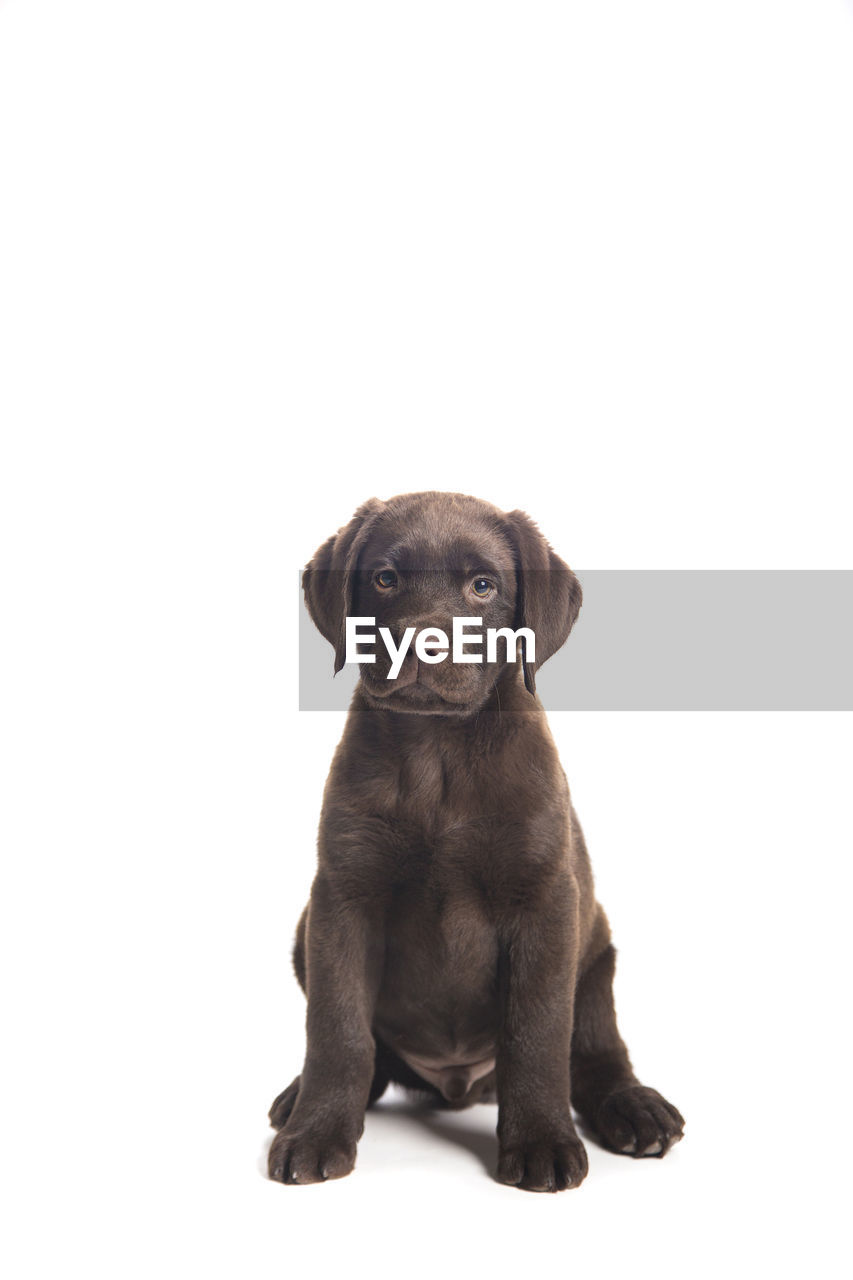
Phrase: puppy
[{"left": 268, "top": 491, "right": 683, "bottom": 1192}]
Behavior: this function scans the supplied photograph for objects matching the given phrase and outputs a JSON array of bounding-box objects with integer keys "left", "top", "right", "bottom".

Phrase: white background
[{"left": 1, "top": 2, "right": 851, "bottom": 1277}]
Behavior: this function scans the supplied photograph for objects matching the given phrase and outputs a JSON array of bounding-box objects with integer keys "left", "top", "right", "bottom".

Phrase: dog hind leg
[{"left": 571, "top": 943, "right": 684, "bottom": 1157}]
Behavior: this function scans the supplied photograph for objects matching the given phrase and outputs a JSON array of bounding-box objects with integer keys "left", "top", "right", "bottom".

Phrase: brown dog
[{"left": 268, "top": 491, "right": 683, "bottom": 1192}]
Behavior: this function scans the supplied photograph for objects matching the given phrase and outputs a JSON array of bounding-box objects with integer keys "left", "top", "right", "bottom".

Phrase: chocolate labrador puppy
[{"left": 268, "top": 491, "right": 683, "bottom": 1192}]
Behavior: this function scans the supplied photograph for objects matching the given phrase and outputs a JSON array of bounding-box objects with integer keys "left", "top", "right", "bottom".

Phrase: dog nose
[{"left": 441, "top": 1072, "right": 470, "bottom": 1101}]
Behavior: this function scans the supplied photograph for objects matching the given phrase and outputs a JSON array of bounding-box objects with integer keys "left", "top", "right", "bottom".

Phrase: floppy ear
[
  {"left": 504, "top": 510, "right": 582, "bottom": 696},
  {"left": 302, "top": 498, "right": 384, "bottom": 674}
]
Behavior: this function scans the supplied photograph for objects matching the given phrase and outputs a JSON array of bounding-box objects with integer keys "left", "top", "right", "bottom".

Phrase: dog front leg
[
  {"left": 268, "top": 875, "right": 383, "bottom": 1185},
  {"left": 495, "top": 876, "right": 589, "bottom": 1192}
]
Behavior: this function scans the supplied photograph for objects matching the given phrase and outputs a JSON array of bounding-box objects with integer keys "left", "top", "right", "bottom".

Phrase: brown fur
[{"left": 268, "top": 492, "right": 683, "bottom": 1192}]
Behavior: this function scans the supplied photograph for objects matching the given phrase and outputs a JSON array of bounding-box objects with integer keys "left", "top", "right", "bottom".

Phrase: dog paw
[
  {"left": 593, "top": 1085, "right": 684, "bottom": 1157},
  {"left": 268, "top": 1124, "right": 357, "bottom": 1185},
  {"left": 497, "top": 1134, "right": 589, "bottom": 1193},
  {"left": 268, "top": 1076, "right": 301, "bottom": 1131}
]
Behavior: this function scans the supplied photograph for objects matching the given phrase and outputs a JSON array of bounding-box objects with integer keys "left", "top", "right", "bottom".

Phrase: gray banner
[{"left": 298, "top": 571, "right": 853, "bottom": 711}]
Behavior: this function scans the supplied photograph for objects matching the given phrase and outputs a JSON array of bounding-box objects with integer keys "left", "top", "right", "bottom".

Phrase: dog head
[{"left": 303, "top": 492, "right": 582, "bottom": 716}]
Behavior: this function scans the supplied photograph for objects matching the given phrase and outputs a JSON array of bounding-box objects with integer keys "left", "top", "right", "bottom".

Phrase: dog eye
[
  {"left": 375, "top": 569, "right": 398, "bottom": 590},
  {"left": 471, "top": 577, "right": 493, "bottom": 597}
]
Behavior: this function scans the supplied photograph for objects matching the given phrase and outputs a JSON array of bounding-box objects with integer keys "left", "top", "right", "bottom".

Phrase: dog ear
[
  {"left": 504, "top": 510, "right": 582, "bottom": 696},
  {"left": 302, "top": 499, "right": 384, "bottom": 674}
]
